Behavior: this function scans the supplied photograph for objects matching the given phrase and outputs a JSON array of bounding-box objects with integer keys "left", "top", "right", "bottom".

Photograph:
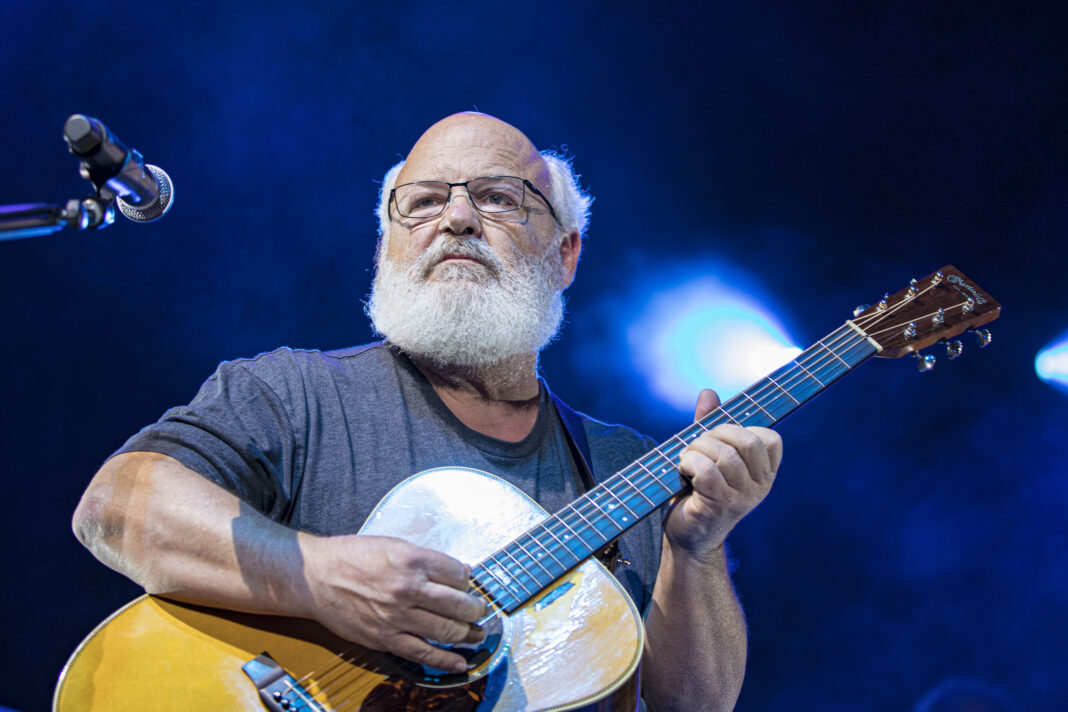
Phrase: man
[{"left": 73, "top": 113, "right": 782, "bottom": 711}]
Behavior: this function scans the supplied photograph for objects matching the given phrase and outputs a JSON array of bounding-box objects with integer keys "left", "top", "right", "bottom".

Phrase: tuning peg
[
  {"left": 853, "top": 304, "right": 871, "bottom": 317},
  {"left": 971, "top": 328, "right": 992, "bottom": 348},
  {"left": 912, "top": 352, "right": 936, "bottom": 372},
  {"left": 944, "top": 339, "right": 963, "bottom": 360},
  {"left": 907, "top": 279, "right": 919, "bottom": 298}
]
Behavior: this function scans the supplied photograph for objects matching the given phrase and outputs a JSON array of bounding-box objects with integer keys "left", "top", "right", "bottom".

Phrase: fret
[
  {"left": 470, "top": 567, "right": 511, "bottom": 608},
  {"left": 721, "top": 397, "right": 764, "bottom": 426},
  {"left": 669, "top": 433, "right": 692, "bottom": 449},
  {"left": 740, "top": 390, "right": 774, "bottom": 421},
  {"left": 566, "top": 503, "right": 609, "bottom": 545},
  {"left": 538, "top": 522, "right": 579, "bottom": 566},
  {"left": 478, "top": 319, "right": 884, "bottom": 614},
  {"left": 718, "top": 406, "right": 743, "bottom": 425},
  {"left": 601, "top": 483, "right": 639, "bottom": 518},
  {"left": 478, "top": 559, "right": 525, "bottom": 607},
  {"left": 632, "top": 458, "right": 675, "bottom": 496},
  {"left": 554, "top": 510, "right": 594, "bottom": 554},
  {"left": 765, "top": 374, "right": 800, "bottom": 405},
  {"left": 585, "top": 491, "right": 627, "bottom": 532},
  {"left": 616, "top": 468, "right": 657, "bottom": 506},
  {"left": 496, "top": 549, "right": 537, "bottom": 596},
  {"left": 512, "top": 536, "right": 559, "bottom": 580},
  {"left": 792, "top": 359, "right": 826, "bottom": 387},
  {"left": 649, "top": 443, "right": 679, "bottom": 471},
  {"left": 817, "top": 338, "right": 851, "bottom": 368}
]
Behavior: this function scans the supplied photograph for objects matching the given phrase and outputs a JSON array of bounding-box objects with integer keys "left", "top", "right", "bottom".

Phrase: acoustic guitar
[{"left": 54, "top": 266, "right": 1000, "bottom": 712}]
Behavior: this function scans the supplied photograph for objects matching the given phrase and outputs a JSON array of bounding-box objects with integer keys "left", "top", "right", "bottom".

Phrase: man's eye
[
  {"left": 477, "top": 191, "right": 520, "bottom": 209},
  {"left": 402, "top": 190, "right": 447, "bottom": 214}
]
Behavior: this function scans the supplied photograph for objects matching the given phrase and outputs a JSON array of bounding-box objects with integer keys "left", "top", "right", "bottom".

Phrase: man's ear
[{"left": 558, "top": 228, "right": 582, "bottom": 289}]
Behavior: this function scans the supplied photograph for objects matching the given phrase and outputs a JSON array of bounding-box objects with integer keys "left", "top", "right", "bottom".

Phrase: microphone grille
[{"left": 117, "top": 165, "right": 174, "bottom": 223}]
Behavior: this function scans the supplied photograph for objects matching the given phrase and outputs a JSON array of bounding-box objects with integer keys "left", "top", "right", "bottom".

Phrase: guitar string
[
  {"left": 477, "top": 326, "right": 871, "bottom": 605},
  {"left": 275, "top": 282, "right": 967, "bottom": 703},
  {"left": 322, "top": 287, "right": 971, "bottom": 703},
  {"left": 267, "top": 331, "right": 869, "bottom": 704},
  {"left": 473, "top": 323, "right": 876, "bottom": 606},
  {"left": 478, "top": 331, "right": 877, "bottom": 608},
  {"left": 471, "top": 292, "right": 916, "bottom": 603},
  {"left": 288, "top": 299, "right": 947, "bottom": 707},
  {"left": 476, "top": 287, "right": 970, "bottom": 605},
  {"left": 282, "top": 575, "right": 504, "bottom": 708}
]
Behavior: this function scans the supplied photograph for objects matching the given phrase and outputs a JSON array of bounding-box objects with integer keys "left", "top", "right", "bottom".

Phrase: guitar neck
[{"left": 472, "top": 322, "right": 880, "bottom": 613}]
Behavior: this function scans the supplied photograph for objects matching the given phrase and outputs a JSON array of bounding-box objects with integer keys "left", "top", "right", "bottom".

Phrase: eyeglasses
[{"left": 389, "top": 175, "right": 560, "bottom": 224}]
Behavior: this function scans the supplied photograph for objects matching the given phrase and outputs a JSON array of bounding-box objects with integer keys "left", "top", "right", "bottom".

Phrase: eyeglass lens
[{"left": 395, "top": 177, "right": 526, "bottom": 218}]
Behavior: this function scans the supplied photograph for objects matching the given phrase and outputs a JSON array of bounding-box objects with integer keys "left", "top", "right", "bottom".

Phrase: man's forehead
[{"left": 398, "top": 114, "right": 549, "bottom": 184}]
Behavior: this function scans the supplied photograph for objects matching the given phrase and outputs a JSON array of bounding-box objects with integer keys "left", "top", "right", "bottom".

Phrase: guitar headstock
[{"left": 851, "top": 266, "right": 1001, "bottom": 363}]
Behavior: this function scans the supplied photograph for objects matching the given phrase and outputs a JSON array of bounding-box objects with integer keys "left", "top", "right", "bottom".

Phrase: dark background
[{"left": 2, "top": 2, "right": 1065, "bottom": 710}]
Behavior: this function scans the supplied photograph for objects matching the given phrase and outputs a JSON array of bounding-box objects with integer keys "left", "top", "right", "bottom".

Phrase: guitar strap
[
  {"left": 547, "top": 387, "right": 623, "bottom": 571},
  {"left": 547, "top": 387, "right": 596, "bottom": 492}
]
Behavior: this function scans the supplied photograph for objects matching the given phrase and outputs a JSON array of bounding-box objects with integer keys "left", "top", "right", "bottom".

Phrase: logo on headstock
[{"left": 946, "top": 274, "right": 988, "bottom": 305}]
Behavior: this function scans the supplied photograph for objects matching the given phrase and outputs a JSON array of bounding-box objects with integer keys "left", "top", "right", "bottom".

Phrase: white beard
[{"left": 366, "top": 235, "right": 565, "bottom": 368}]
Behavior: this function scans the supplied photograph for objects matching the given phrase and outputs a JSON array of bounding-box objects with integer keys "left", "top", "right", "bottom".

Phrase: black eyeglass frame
[{"left": 388, "top": 175, "right": 561, "bottom": 225}]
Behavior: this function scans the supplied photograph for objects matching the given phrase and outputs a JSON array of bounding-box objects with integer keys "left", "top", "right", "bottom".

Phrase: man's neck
[{"left": 408, "top": 352, "right": 541, "bottom": 443}]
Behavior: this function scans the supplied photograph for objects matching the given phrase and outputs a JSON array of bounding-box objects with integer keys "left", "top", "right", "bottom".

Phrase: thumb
[{"left": 693, "top": 388, "right": 721, "bottom": 422}]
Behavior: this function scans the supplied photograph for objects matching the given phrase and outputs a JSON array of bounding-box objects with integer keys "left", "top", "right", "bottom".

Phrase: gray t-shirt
[{"left": 116, "top": 342, "right": 663, "bottom": 610}]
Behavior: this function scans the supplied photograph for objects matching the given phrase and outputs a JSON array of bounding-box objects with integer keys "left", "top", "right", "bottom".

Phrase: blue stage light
[
  {"left": 1035, "top": 335, "right": 1068, "bottom": 390},
  {"left": 628, "top": 273, "right": 801, "bottom": 412}
]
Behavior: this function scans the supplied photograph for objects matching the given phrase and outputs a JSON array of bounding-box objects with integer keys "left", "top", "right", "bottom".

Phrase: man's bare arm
[
  {"left": 73, "top": 451, "right": 485, "bottom": 673},
  {"left": 640, "top": 390, "right": 782, "bottom": 711}
]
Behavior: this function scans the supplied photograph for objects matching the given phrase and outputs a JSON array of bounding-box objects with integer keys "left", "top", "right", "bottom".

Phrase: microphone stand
[
  {"left": 0, "top": 196, "right": 115, "bottom": 241},
  {"left": 0, "top": 113, "right": 132, "bottom": 242}
]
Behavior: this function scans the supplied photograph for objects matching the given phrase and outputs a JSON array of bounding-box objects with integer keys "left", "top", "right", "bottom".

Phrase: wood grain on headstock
[{"left": 851, "top": 265, "right": 1001, "bottom": 359}]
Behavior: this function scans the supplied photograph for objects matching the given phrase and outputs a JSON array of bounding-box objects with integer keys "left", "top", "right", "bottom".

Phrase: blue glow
[
  {"left": 1035, "top": 336, "right": 1068, "bottom": 389},
  {"left": 627, "top": 274, "right": 801, "bottom": 411}
]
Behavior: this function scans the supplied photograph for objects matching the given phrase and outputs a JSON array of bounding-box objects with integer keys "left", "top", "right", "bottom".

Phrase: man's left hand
[{"left": 664, "top": 388, "right": 783, "bottom": 561}]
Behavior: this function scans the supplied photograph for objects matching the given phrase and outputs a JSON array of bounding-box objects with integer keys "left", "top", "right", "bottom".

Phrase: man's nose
[{"left": 439, "top": 186, "right": 481, "bottom": 237}]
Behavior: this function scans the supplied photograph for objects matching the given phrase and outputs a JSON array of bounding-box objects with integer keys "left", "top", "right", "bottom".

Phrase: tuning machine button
[
  {"left": 970, "top": 328, "right": 992, "bottom": 348},
  {"left": 912, "top": 352, "right": 936, "bottom": 372},
  {"left": 853, "top": 304, "right": 871, "bottom": 317},
  {"left": 943, "top": 339, "right": 963, "bottom": 360}
]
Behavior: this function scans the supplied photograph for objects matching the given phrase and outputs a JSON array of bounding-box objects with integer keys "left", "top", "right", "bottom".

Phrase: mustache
[{"left": 416, "top": 238, "right": 504, "bottom": 280}]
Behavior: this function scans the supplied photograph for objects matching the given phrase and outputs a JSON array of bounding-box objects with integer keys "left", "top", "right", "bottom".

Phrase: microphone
[{"left": 63, "top": 114, "right": 174, "bottom": 223}]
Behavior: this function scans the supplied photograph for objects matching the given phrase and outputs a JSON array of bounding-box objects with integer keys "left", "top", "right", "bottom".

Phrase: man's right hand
[
  {"left": 300, "top": 534, "right": 487, "bottom": 673},
  {"left": 74, "top": 454, "right": 487, "bottom": 675}
]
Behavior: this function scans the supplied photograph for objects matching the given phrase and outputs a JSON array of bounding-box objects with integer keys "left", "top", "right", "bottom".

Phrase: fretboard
[{"left": 471, "top": 322, "right": 879, "bottom": 613}]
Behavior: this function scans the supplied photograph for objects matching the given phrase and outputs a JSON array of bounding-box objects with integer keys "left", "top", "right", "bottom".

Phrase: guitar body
[{"left": 54, "top": 467, "right": 644, "bottom": 712}]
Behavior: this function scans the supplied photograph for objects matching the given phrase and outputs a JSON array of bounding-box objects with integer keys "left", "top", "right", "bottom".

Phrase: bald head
[
  {"left": 374, "top": 114, "right": 592, "bottom": 280},
  {"left": 395, "top": 113, "right": 552, "bottom": 195}
]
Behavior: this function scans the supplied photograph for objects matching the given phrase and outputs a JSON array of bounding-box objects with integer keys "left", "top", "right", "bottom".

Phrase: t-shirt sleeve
[{"left": 113, "top": 358, "right": 302, "bottom": 521}]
